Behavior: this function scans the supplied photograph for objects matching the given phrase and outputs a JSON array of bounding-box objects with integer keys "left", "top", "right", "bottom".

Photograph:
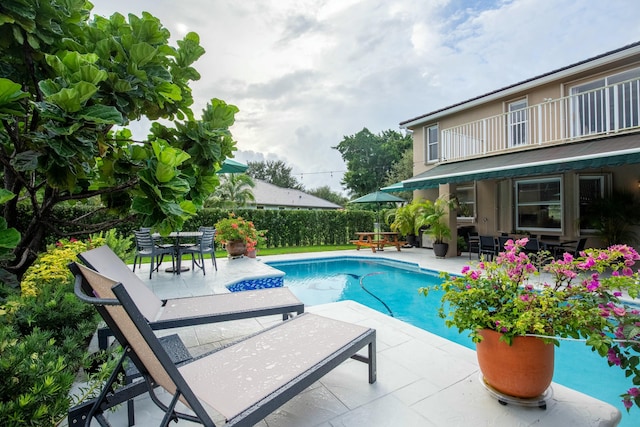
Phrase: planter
[
  {"left": 245, "top": 249, "right": 257, "bottom": 258},
  {"left": 226, "top": 240, "right": 247, "bottom": 257},
  {"left": 432, "top": 242, "right": 449, "bottom": 258},
  {"left": 476, "top": 329, "right": 554, "bottom": 398}
]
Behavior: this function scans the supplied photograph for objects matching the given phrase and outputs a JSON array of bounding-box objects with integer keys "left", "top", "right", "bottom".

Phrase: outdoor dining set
[
  {"left": 468, "top": 232, "right": 588, "bottom": 261},
  {"left": 132, "top": 227, "right": 217, "bottom": 278}
]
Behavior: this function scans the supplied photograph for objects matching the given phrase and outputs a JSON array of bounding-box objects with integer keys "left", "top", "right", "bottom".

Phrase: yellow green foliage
[{"left": 20, "top": 237, "right": 106, "bottom": 297}]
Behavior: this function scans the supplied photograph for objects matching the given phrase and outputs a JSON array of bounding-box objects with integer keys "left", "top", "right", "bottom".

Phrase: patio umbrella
[
  {"left": 349, "top": 191, "right": 405, "bottom": 229},
  {"left": 217, "top": 158, "right": 248, "bottom": 174}
]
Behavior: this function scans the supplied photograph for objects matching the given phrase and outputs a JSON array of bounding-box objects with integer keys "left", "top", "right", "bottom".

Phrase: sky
[{"left": 90, "top": 0, "right": 640, "bottom": 195}]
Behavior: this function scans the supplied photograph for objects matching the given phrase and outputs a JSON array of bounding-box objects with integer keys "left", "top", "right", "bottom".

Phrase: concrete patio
[{"left": 74, "top": 247, "right": 624, "bottom": 426}]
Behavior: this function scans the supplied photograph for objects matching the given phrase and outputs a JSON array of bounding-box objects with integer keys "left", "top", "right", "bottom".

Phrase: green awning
[
  {"left": 379, "top": 182, "right": 406, "bottom": 192},
  {"left": 403, "top": 134, "right": 640, "bottom": 190}
]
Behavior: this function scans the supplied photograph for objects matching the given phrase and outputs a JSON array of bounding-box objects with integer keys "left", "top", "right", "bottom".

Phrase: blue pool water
[{"left": 267, "top": 257, "right": 638, "bottom": 426}]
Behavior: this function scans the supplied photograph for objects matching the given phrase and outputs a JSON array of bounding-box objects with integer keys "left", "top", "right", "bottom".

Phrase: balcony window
[
  {"left": 570, "top": 67, "right": 640, "bottom": 137},
  {"left": 424, "top": 125, "right": 438, "bottom": 163},
  {"left": 508, "top": 99, "right": 528, "bottom": 146},
  {"left": 516, "top": 178, "right": 562, "bottom": 231}
]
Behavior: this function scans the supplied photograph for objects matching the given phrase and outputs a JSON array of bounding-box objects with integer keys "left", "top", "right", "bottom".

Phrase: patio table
[
  {"left": 153, "top": 231, "right": 203, "bottom": 274},
  {"left": 351, "top": 232, "right": 405, "bottom": 253}
]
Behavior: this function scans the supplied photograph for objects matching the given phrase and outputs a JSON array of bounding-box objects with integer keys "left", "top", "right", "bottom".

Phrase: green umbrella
[
  {"left": 349, "top": 191, "right": 405, "bottom": 230},
  {"left": 350, "top": 191, "right": 405, "bottom": 204},
  {"left": 217, "top": 159, "right": 248, "bottom": 174}
]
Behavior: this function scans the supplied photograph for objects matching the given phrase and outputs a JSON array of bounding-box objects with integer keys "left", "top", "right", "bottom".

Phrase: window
[
  {"left": 424, "top": 125, "right": 438, "bottom": 162},
  {"left": 570, "top": 67, "right": 640, "bottom": 137},
  {"left": 515, "top": 178, "right": 562, "bottom": 231},
  {"left": 456, "top": 184, "right": 475, "bottom": 219},
  {"left": 508, "top": 99, "right": 528, "bottom": 146},
  {"left": 579, "top": 176, "right": 605, "bottom": 231}
]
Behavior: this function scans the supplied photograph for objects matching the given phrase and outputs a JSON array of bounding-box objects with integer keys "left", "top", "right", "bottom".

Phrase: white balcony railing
[{"left": 440, "top": 77, "right": 640, "bottom": 162}]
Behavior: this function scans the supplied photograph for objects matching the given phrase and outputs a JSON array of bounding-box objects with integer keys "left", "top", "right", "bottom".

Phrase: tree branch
[{"left": 57, "top": 178, "right": 139, "bottom": 202}]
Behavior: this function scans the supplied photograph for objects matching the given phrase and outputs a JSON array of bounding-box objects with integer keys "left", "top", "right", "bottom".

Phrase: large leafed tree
[{"left": 0, "top": 1, "right": 238, "bottom": 279}]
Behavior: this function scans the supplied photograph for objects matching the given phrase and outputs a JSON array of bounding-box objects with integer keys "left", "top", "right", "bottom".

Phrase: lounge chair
[
  {"left": 69, "top": 263, "right": 377, "bottom": 426},
  {"left": 78, "top": 245, "right": 304, "bottom": 350}
]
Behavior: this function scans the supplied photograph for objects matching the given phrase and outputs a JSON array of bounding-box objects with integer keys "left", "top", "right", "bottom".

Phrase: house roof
[
  {"left": 402, "top": 133, "right": 640, "bottom": 190},
  {"left": 251, "top": 180, "right": 342, "bottom": 209},
  {"left": 400, "top": 41, "right": 640, "bottom": 128}
]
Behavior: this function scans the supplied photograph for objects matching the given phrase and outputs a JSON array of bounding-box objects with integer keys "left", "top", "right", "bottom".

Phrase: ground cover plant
[{"left": 0, "top": 232, "right": 131, "bottom": 426}]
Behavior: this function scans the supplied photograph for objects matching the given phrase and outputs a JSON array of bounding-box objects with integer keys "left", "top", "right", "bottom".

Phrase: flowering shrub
[
  {"left": 421, "top": 238, "right": 640, "bottom": 411},
  {"left": 214, "top": 213, "right": 267, "bottom": 251}
]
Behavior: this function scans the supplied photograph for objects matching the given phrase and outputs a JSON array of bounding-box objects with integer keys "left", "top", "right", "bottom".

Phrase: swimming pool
[{"left": 267, "top": 256, "right": 637, "bottom": 426}]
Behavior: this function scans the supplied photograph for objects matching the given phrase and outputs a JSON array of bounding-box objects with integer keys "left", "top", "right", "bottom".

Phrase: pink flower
[
  {"left": 613, "top": 307, "right": 626, "bottom": 317},
  {"left": 608, "top": 349, "right": 621, "bottom": 366},
  {"left": 629, "top": 387, "right": 640, "bottom": 397},
  {"left": 623, "top": 397, "right": 633, "bottom": 410},
  {"left": 461, "top": 265, "right": 470, "bottom": 274}
]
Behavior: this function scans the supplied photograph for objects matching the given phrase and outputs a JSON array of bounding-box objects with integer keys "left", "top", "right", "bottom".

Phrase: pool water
[{"left": 267, "top": 257, "right": 637, "bottom": 426}]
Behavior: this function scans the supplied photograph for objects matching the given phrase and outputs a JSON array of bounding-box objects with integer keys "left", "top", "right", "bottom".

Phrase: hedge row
[{"left": 27, "top": 206, "right": 379, "bottom": 250}]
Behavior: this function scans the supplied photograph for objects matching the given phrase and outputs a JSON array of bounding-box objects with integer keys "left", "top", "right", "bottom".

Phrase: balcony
[{"left": 440, "top": 77, "right": 640, "bottom": 163}]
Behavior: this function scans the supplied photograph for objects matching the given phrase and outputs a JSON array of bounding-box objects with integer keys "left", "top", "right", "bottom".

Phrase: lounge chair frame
[
  {"left": 70, "top": 263, "right": 376, "bottom": 427},
  {"left": 78, "top": 246, "right": 304, "bottom": 350}
]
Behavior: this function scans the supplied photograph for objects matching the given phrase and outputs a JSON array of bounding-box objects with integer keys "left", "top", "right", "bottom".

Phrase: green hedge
[{"left": 30, "top": 206, "right": 378, "bottom": 250}]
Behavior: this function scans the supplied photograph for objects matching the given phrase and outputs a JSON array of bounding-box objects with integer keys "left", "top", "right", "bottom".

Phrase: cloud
[{"left": 91, "top": 0, "right": 640, "bottom": 194}]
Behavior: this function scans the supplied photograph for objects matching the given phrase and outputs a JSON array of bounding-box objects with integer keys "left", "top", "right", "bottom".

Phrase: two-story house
[{"left": 395, "top": 41, "right": 640, "bottom": 257}]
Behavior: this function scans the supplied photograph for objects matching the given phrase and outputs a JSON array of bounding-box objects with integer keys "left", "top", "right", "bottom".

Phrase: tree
[
  {"left": 247, "top": 160, "right": 304, "bottom": 190},
  {"left": 382, "top": 148, "right": 414, "bottom": 201},
  {"left": 334, "top": 128, "right": 412, "bottom": 197},
  {"left": 0, "top": 2, "right": 238, "bottom": 278},
  {"left": 206, "top": 174, "right": 255, "bottom": 208},
  {"left": 307, "top": 186, "right": 348, "bottom": 207}
]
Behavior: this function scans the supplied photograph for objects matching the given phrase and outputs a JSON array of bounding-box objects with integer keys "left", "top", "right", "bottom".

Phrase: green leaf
[
  {"left": 0, "top": 78, "right": 28, "bottom": 104},
  {"left": 0, "top": 227, "right": 21, "bottom": 249},
  {"left": 155, "top": 163, "right": 176, "bottom": 183},
  {"left": 12, "top": 150, "right": 40, "bottom": 171},
  {"left": 78, "top": 105, "right": 124, "bottom": 125},
  {"left": 132, "top": 197, "right": 155, "bottom": 215},
  {"left": 0, "top": 189, "right": 16, "bottom": 204},
  {"left": 130, "top": 42, "right": 158, "bottom": 67}
]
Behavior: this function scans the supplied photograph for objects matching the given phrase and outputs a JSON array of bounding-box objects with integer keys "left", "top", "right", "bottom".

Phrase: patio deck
[{"left": 75, "top": 248, "right": 622, "bottom": 426}]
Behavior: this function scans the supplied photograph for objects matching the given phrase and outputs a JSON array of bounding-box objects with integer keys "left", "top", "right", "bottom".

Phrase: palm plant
[
  {"left": 385, "top": 198, "right": 432, "bottom": 246},
  {"left": 206, "top": 174, "right": 255, "bottom": 208}
]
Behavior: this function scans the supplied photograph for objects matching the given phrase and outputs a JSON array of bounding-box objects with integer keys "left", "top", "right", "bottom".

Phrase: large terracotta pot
[
  {"left": 226, "top": 240, "right": 247, "bottom": 257},
  {"left": 476, "top": 329, "right": 554, "bottom": 398}
]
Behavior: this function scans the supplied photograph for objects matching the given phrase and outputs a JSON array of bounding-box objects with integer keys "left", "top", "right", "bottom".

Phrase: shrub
[
  {"left": 0, "top": 325, "right": 75, "bottom": 426},
  {"left": 0, "top": 231, "right": 133, "bottom": 426}
]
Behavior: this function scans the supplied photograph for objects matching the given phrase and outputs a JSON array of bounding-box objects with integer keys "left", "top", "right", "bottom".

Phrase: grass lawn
[{"left": 127, "top": 245, "right": 354, "bottom": 264}]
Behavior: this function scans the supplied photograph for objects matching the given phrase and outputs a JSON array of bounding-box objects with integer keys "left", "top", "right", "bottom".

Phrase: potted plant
[
  {"left": 456, "top": 235, "right": 467, "bottom": 256},
  {"left": 214, "top": 213, "right": 262, "bottom": 258},
  {"left": 420, "top": 238, "right": 640, "bottom": 411},
  {"left": 417, "top": 195, "right": 456, "bottom": 258},
  {"left": 385, "top": 198, "right": 430, "bottom": 247},
  {"left": 245, "top": 228, "right": 268, "bottom": 258}
]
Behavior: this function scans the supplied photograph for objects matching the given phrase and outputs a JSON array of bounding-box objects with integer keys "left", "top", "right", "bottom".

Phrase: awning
[
  {"left": 403, "top": 134, "right": 640, "bottom": 190},
  {"left": 379, "top": 182, "right": 405, "bottom": 192}
]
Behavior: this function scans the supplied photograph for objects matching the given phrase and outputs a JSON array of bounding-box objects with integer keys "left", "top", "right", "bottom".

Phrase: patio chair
[
  {"left": 181, "top": 227, "right": 217, "bottom": 274},
  {"left": 78, "top": 245, "right": 304, "bottom": 351},
  {"left": 68, "top": 263, "right": 376, "bottom": 427},
  {"left": 553, "top": 237, "right": 587, "bottom": 258},
  {"left": 479, "top": 235, "right": 497, "bottom": 261},
  {"left": 468, "top": 232, "right": 480, "bottom": 259},
  {"left": 133, "top": 230, "right": 176, "bottom": 279}
]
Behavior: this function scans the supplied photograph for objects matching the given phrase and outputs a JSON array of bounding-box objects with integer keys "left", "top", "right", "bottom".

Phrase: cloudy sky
[{"left": 91, "top": 0, "right": 640, "bottom": 195}]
